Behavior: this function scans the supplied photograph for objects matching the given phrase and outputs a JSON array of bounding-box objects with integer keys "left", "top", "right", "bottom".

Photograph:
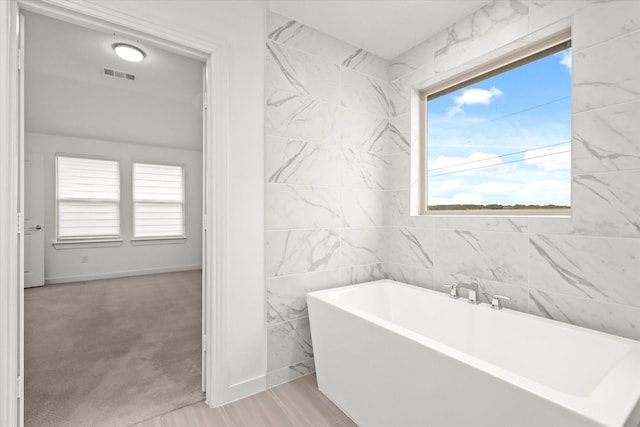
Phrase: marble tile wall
[
  {"left": 264, "top": 12, "right": 391, "bottom": 387},
  {"left": 265, "top": 0, "right": 640, "bottom": 389},
  {"left": 387, "top": 0, "right": 640, "bottom": 342}
]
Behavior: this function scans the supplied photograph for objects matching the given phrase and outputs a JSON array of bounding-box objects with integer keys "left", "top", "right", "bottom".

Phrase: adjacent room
[{"left": 22, "top": 11, "right": 205, "bottom": 427}]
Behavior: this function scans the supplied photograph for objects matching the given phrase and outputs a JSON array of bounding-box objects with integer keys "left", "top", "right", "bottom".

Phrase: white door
[{"left": 24, "top": 154, "right": 45, "bottom": 288}]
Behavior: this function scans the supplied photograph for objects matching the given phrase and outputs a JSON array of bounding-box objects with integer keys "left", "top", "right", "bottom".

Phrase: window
[
  {"left": 133, "top": 163, "right": 185, "bottom": 239},
  {"left": 56, "top": 155, "right": 121, "bottom": 240},
  {"left": 421, "top": 30, "right": 571, "bottom": 214}
]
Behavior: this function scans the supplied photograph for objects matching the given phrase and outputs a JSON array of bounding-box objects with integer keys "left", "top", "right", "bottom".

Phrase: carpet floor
[{"left": 25, "top": 270, "right": 204, "bottom": 427}]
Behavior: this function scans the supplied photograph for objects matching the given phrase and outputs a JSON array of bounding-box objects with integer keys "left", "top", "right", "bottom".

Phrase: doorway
[{"left": 20, "top": 7, "right": 210, "bottom": 427}]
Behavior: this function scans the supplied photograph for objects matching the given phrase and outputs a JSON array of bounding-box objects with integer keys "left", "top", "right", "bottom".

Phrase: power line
[
  {"left": 428, "top": 149, "right": 570, "bottom": 178},
  {"left": 428, "top": 140, "right": 570, "bottom": 173},
  {"left": 481, "top": 95, "right": 570, "bottom": 125}
]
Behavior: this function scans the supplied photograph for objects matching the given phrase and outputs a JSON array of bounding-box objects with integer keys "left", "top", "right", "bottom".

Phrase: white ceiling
[
  {"left": 24, "top": 11, "right": 205, "bottom": 151},
  {"left": 268, "top": 0, "right": 490, "bottom": 60}
]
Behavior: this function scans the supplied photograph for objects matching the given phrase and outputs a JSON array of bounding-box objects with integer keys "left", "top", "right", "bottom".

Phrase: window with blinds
[
  {"left": 56, "top": 155, "right": 121, "bottom": 240},
  {"left": 133, "top": 163, "right": 185, "bottom": 239}
]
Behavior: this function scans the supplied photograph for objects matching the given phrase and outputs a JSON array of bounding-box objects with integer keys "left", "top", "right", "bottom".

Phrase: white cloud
[
  {"left": 454, "top": 87, "right": 503, "bottom": 106},
  {"left": 428, "top": 152, "right": 503, "bottom": 175},
  {"left": 446, "top": 87, "right": 503, "bottom": 117},
  {"left": 524, "top": 146, "right": 570, "bottom": 171},
  {"left": 474, "top": 181, "right": 518, "bottom": 194},
  {"left": 559, "top": 50, "right": 571, "bottom": 71}
]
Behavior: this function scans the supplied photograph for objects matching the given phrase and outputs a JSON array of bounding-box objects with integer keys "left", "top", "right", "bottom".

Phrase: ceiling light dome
[{"left": 112, "top": 43, "right": 146, "bottom": 62}]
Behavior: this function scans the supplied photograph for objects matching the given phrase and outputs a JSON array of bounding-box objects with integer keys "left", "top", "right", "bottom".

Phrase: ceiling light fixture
[{"left": 112, "top": 43, "right": 146, "bottom": 63}]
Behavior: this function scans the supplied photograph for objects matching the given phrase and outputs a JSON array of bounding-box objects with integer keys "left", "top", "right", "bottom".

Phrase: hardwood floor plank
[
  {"left": 269, "top": 374, "right": 347, "bottom": 426},
  {"left": 334, "top": 417, "right": 359, "bottom": 427},
  {"left": 134, "top": 402, "right": 230, "bottom": 427},
  {"left": 136, "top": 374, "right": 355, "bottom": 427},
  {"left": 222, "top": 390, "right": 297, "bottom": 427}
]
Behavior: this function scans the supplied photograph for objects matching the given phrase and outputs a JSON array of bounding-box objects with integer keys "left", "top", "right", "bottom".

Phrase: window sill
[
  {"left": 420, "top": 208, "right": 571, "bottom": 217},
  {"left": 53, "top": 239, "right": 124, "bottom": 249},
  {"left": 130, "top": 237, "right": 187, "bottom": 246}
]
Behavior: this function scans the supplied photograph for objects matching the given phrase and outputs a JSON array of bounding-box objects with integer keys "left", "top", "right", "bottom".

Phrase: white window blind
[
  {"left": 56, "top": 155, "right": 121, "bottom": 240},
  {"left": 133, "top": 163, "right": 185, "bottom": 238}
]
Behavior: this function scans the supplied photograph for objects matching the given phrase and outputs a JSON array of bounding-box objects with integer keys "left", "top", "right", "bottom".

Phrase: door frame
[{"left": 0, "top": 0, "right": 230, "bottom": 425}]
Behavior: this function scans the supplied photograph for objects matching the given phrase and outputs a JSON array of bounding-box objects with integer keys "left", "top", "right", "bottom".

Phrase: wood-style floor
[{"left": 134, "top": 373, "right": 357, "bottom": 427}]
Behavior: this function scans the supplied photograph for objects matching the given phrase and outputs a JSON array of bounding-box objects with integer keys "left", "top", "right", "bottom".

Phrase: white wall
[{"left": 26, "top": 132, "right": 202, "bottom": 284}]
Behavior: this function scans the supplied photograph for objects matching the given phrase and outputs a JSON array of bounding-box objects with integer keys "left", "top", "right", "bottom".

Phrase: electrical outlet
[{"left": 81, "top": 255, "right": 88, "bottom": 264}]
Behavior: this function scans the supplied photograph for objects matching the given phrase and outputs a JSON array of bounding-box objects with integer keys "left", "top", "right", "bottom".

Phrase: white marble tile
[
  {"left": 339, "top": 42, "right": 390, "bottom": 81},
  {"left": 433, "top": 216, "right": 528, "bottom": 233},
  {"left": 384, "top": 262, "right": 436, "bottom": 290},
  {"left": 387, "top": 151, "right": 410, "bottom": 190},
  {"left": 265, "top": 88, "right": 339, "bottom": 144},
  {"left": 573, "top": 31, "right": 640, "bottom": 113},
  {"left": 434, "top": 229, "right": 529, "bottom": 285},
  {"left": 267, "top": 270, "right": 342, "bottom": 324},
  {"left": 388, "top": 227, "right": 434, "bottom": 270},
  {"left": 433, "top": 270, "right": 529, "bottom": 312},
  {"left": 267, "top": 317, "right": 313, "bottom": 372},
  {"left": 339, "top": 108, "right": 388, "bottom": 153},
  {"left": 266, "top": 41, "right": 340, "bottom": 104},
  {"left": 265, "top": 184, "right": 343, "bottom": 230},
  {"left": 341, "top": 147, "right": 390, "bottom": 190},
  {"left": 340, "top": 263, "right": 385, "bottom": 286},
  {"left": 528, "top": 216, "right": 574, "bottom": 235},
  {"left": 529, "top": 289, "right": 640, "bottom": 341},
  {"left": 529, "top": 0, "right": 596, "bottom": 34},
  {"left": 339, "top": 227, "right": 387, "bottom": 267},
  {"left": 390, "top": 40, "right": 434, "bottom": 81},
  {"left": 340, "top": 68, "right": 390, "bottom": 117},
  {"left": 388, "top": 77, "right": 411, "bottom": 118},
  {"left": 388, "top": 190, "right": 434, "bottom": 228},
  {"left": 529, "top": 234, "right": 640, "bottom": 306},
  {"left": 341, "top": 189, "right": 389, "bottom": 228},
  {"left": 387, "top": 113, "right": 410, "bottom": 154},
  {"left": 433, "top": 0, "right": 529, "bottom": 73},
  {"left": 266, "top": 229, "right": 340, "bottom": 277},
  {"left": 573, "top": 101, "right": 640, "bottom": 173},
  {"left": 574, "top": 1, "right": 640, "bottom": 51},
  {"left": 267, "top": 12, "right": 340, "bottom": 63},
  {"left": 266, "top": 358, "right": 315, "bottom": 388},
  {"left": 572, "top": 171, "right": 640, "bottom": 237},
  {"left": 266, "top": 136, "right": 341, "bottom": 186}
]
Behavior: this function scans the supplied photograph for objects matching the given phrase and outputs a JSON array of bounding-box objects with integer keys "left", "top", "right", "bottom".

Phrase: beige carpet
[{"left": 25, "top": 270, "right": 204, "bottom": 427}]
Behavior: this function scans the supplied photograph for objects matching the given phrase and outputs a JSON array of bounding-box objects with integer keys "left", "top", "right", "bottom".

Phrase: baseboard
[
  {"left": 44, "top": 264, "right": 202, "bottom": 285},
  {"left": 208, "top": 375, "right": 267, "bottom": 407}
]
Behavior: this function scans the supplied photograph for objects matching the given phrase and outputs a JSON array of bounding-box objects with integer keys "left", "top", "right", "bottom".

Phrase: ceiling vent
[{"left": 103, "top": 67, "right": 135, "bottom": 81}]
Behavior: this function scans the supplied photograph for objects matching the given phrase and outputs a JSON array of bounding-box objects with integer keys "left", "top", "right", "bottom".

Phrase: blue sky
[{"left": 426, "top": 48, "right": 572, "bottom": 207}]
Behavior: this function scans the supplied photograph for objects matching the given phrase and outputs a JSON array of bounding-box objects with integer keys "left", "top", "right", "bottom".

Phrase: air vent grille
[{"left": 103, "top": 67, "right": 135, "bottom": 81}]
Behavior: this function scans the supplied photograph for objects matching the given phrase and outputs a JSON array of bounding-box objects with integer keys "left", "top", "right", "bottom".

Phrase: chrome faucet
[
  {"left": 443, "top": 283, "right": 459, "bottom": 299},
  {"left": 490, "top": 294, "right": 511, "bottom": 310},
  {"left": 456, "top": 283, "right": 480, "bottom": 304}
]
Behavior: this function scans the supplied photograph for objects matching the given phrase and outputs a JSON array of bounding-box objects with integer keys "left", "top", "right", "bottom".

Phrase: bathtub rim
[{"left": 307, "top": 279, "right": 640, "bottom": 427}]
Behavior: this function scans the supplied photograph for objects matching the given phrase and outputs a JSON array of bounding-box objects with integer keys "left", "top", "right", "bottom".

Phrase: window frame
[
  {"left": 131, "top": 161, "right": 186, "bottom": 240},
  {"left": 55, "top": 153, "right": 122, "bottom": 242},
  {"left": 419, "top": 28, "right": 572, "bottom": 217}
]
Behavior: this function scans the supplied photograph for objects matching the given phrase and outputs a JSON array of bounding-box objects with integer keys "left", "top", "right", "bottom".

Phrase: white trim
[
  {"left": 130, "top": 237, "right": 187, "bottom": 245},
  {"left": 43, "top": 265, "right": 202, "bottom": 285},
  {"left": 1, "top": 1, "right": 233, "bottom": 425},
  {"left": 0, "top": 1, "right": 21, "bottom": 425},
  {"left": 52, "top": 239, "right": 124, "bottom": 249}
]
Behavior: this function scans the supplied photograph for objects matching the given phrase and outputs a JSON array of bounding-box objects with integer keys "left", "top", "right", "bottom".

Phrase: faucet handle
[
  {"left": 443, "top": 284, "right": 459, "bottom": 299},
  {"left": 490, "top": 294, "right": 511, "bottom": 310}
]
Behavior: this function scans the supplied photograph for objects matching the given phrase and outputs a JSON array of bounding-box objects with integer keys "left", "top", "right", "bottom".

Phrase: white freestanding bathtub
[{"left": 307, "top": 280, "right": 640, "bottom": 427}]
